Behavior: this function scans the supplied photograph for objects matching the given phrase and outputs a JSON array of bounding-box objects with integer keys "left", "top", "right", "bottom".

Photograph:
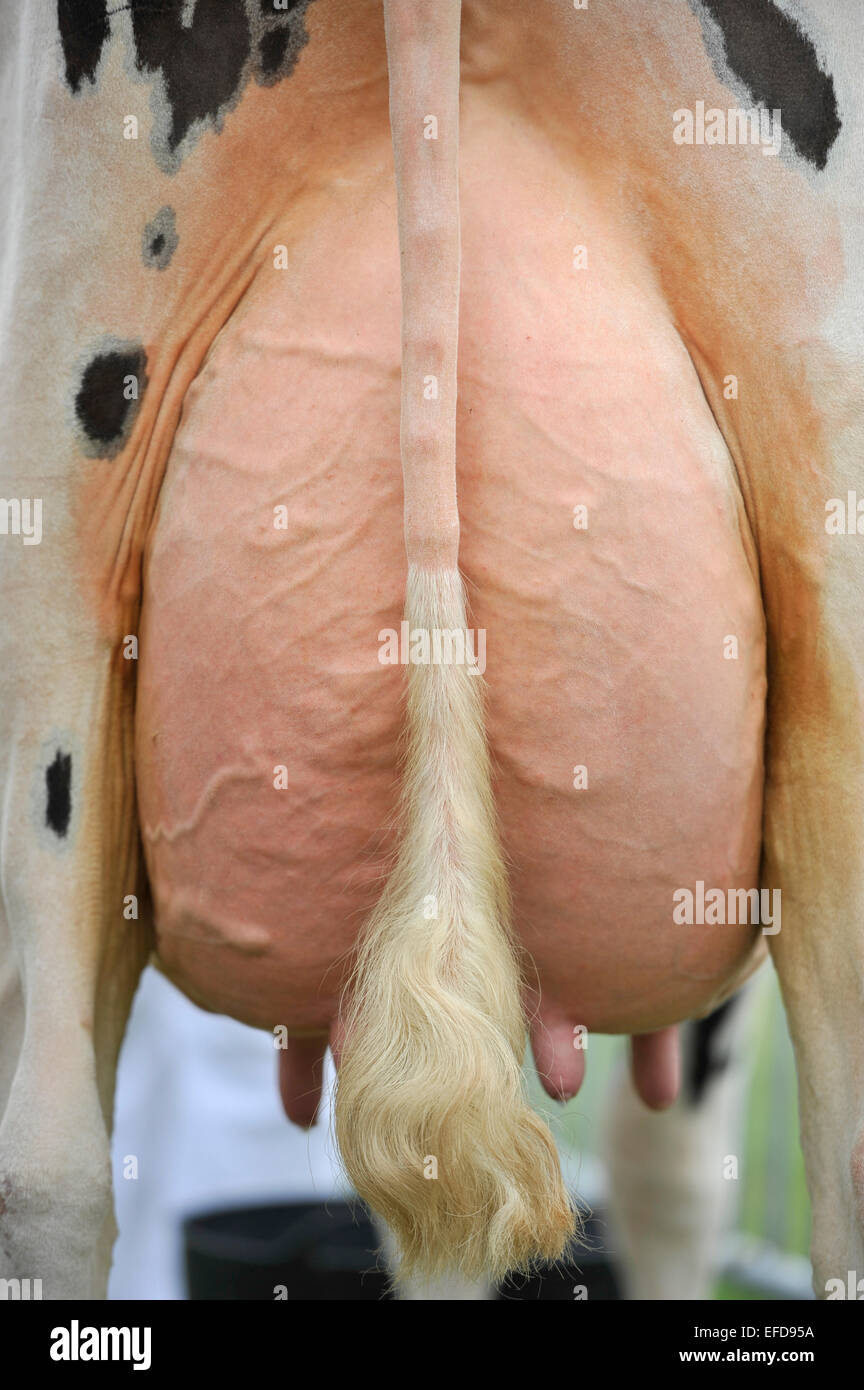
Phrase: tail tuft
[{"left": 335, "top": 566, "right": 573, "bottom": 1284}]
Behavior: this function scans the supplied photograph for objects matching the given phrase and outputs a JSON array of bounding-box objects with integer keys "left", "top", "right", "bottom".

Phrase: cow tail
[{"left": 333, "top": 0, "right": 573, "bottom": 1284}]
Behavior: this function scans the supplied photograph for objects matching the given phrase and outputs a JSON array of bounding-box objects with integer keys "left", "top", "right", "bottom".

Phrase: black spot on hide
[
  {"left": 74, "top": 346, "right": 148, "bottom": 457},
  {"left": 57, "top": 0, "right": 110, "bottom": 92},
  {"left": 260, "top": 26, "right": 291, "bottom": 77},
  {"left": 130, "top": 0, "right": 252, "bottom": 155},
  {"left": 685, "top": 997, "right": 738, "bottom": 1103},
  {"left": 45, "top": 750, "right": 72, "bottom": 837},
  {"left": 697, "top": 0, "right": 841, "bottom": 170},
  {"left": 142, "top": 206, "right": 179, "bottom": 269}
]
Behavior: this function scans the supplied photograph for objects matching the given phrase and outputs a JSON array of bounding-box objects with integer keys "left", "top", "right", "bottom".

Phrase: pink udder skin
[{"left": 136, "top": 138, "right": 765, "bottom": 1113}]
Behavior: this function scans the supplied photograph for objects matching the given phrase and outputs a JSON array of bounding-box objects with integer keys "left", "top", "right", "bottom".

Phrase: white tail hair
[{"left": 334, "top": 0, "right": 573, "bottom": 1283}]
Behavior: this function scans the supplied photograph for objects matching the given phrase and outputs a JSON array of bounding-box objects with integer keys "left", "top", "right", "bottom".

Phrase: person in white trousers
[{"left": 109, "top": 966, "right": 347, "bottom": 1300}]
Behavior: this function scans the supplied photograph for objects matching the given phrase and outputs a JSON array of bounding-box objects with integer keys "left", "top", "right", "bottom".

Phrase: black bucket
[
  {"left": 183, "top": 1200, "right": 391, "bottom": 1301},
  {"left": 183, "top": 1199, "right": 621, "bottom": 1300}
]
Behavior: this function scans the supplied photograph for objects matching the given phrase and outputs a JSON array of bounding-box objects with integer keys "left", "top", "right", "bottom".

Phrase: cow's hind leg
[
  {"left": 0, "top": 641, "right": 151, "bottom": 1298},
  {"left": 0, "top": 28, "right": 152, "bottom": 1295},
  {"left": 761, "top": 542, "right": 864, "bottom": 1294},
  {"left": 602, "top": 995, "right": 753, "bottom": 1299}
]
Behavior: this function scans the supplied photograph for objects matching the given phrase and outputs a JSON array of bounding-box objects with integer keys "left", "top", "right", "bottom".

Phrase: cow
[{"left": 0, "top": 0, "right": 860, "bottom": 1298}]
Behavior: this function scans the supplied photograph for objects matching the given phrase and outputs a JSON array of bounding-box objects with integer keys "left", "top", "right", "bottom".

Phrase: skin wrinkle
[
  {"left": 142, "top": 750, "right": 267, "bottom": 846},
  {"left": 240, "top": 333, "right": 399, "bottom": 374},
  {"left": 155, "top": 912, "right": 273, "bottom": 956}
]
